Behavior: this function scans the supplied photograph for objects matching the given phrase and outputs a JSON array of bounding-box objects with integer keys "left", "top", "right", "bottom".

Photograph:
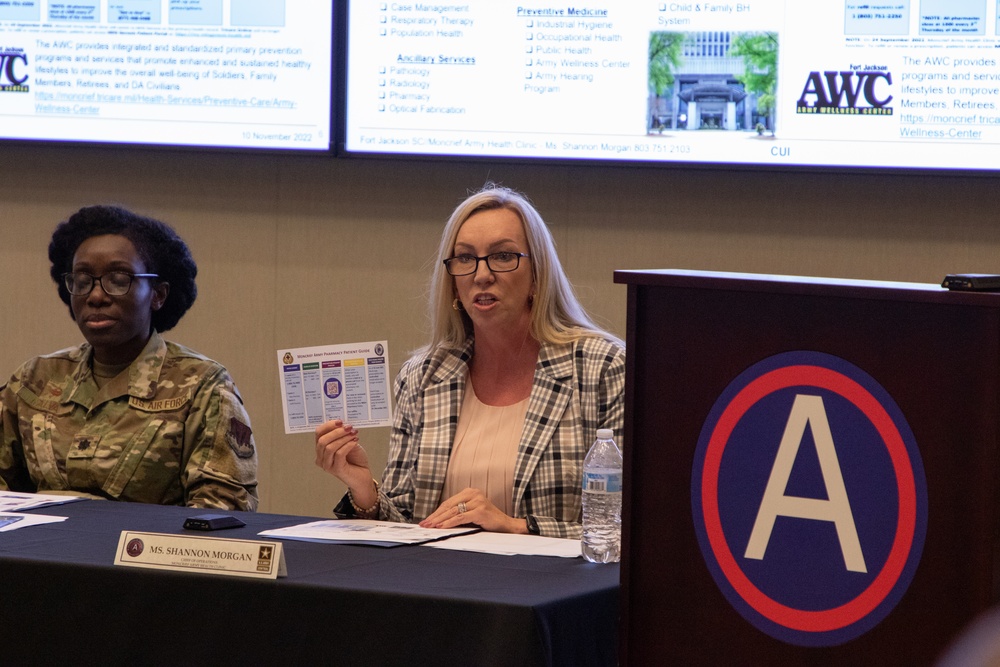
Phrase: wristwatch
[{"left": 525, "top": 514, "right": 540, "bottom": 536}]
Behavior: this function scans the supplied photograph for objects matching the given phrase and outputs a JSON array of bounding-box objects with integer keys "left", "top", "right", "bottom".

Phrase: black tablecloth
[{"left": 0, "top": 500, "right": 618, "bottom": 667}]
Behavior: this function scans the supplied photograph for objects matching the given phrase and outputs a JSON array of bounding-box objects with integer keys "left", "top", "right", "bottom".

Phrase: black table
[{"left": 0, "top": 500, "right": 618, "bottom": 667}]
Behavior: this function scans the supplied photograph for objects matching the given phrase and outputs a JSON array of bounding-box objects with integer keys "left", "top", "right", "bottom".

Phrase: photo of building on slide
[{"left": 648, "top": 31, "right": 778, "bottom": 137}]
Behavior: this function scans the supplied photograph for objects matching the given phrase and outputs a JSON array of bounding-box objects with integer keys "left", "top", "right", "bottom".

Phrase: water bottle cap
[{"left": 596, "top": 428, "right": 614, "bottom": 440}]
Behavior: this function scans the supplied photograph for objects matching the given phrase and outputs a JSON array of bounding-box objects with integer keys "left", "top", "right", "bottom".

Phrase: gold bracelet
[{"left": 348, "top": 478, "right": 380, "bottom": 516}]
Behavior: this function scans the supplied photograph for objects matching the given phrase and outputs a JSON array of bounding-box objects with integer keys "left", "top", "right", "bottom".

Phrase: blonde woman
[{"left": 315, "top": 185, "right": 624, "bottom": 538}]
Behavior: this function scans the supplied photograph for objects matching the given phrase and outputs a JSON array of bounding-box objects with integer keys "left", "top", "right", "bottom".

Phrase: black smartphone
[
  {"left": 941, "top": 274, "right": 1000, "bottom": 291},
  {"left": 182, "top": 514, "right": 246, "bottom": 531}
]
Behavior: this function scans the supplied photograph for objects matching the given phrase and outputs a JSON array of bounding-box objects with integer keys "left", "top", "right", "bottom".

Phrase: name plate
[{"left": 114, "top": 531, "right": 286, "bottom": 579}]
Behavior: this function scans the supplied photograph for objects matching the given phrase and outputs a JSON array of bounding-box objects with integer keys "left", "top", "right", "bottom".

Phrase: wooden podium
[{"left": 613, "top": 270, "right": 1000, "bottom": 665}]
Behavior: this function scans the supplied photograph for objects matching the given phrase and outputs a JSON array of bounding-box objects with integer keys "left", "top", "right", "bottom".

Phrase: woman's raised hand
[{"left": 314, "top": 419, "right": 376, "bottom": 507}]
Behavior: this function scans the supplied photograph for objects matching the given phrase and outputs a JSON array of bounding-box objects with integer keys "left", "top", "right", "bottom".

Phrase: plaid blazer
[{"left": 375, "top": 335, "right": 625, "bottom": 539}]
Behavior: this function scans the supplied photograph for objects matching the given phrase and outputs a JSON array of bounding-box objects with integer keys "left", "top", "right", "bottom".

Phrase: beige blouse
[{"left": 441, "top": 379, "right": 529, "bottom": 516}]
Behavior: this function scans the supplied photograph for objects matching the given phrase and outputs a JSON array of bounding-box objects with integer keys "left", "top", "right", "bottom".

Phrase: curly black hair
[{"left": 49, "top": 205, "right": 198, "bottom": 333}]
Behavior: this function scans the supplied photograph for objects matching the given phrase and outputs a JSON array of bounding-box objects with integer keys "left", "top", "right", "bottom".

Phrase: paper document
[
  {"left": 424, "top": 532, "right": 583, "bottom": 558},
  {"left": 0, "top": 511, "right": 68, "bottom": 532},
  {"left": 0, "top": 491, "right": 87, "bottom": 512},
  {"left": 277, "top": 341, "right": 391, "bottom": 434},
  {"left": 259, "top": 520, "right": 478, "bottom": 547}
]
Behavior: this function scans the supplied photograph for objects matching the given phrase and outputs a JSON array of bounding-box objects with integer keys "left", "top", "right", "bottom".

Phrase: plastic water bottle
[{"left": 581, "top": 428, "right": 623, "bottom": 563}]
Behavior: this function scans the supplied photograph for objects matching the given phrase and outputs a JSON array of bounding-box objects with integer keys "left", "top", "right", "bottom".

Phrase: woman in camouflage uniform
[{"left": 0, "top": 205, "right": 258, "bottom": 510}]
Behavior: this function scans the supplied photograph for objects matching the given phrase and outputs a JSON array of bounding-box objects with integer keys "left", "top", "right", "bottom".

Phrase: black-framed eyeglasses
[
  {"left": 62, "top": 271, "right": 160, "bottom": 296},
  {"left": 443, "top": 252, "right": 529, "bottom": 276}
]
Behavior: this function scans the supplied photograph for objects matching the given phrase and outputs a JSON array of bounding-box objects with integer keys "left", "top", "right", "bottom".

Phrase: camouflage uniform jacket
[{"left": 0, "top": 331, "right": 258, "bottom": 510}]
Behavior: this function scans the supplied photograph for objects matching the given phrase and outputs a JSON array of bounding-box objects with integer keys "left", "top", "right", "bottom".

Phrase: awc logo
[
  {"left": 0, "top": 49, "right": 29, "bottom": 92},
  {"left": 691, "top": 351, "right": 927, "bottom": 646},
  {"left": 796, "top": 70, "right": 892, "bottom": 115}
]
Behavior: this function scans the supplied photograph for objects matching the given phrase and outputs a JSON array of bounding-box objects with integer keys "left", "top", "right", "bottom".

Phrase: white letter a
[{"left": 743, "top": 394, "right": 867, "bottom": 573}]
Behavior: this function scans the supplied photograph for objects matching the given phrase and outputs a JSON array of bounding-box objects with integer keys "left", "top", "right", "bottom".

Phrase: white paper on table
[
  {"left": 0, "top": 511, "right": 68, "bottom": 532},
  {"left": 0, "top": 491, "right": 87, "bottom": 512},
  {"left": 258, "top": 519, "right": 478, "bottom": 546},
  {"left": 423, "top": 532, "right": 582, "bottom": 558}
]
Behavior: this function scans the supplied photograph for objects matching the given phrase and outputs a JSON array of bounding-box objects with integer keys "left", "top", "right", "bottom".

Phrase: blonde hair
[{"left": 427, "top": 184, "right": 618, "bottom": 349}]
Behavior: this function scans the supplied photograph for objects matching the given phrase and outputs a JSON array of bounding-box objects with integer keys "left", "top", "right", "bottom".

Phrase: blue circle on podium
[{"left": 691, "top": 351, "right": 927, "bottom": 646}]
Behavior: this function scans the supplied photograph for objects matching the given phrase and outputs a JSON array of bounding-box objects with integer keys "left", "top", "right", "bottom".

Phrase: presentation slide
[
  {"left": 0, "top": 0, "right": 333, "bottom": 150},
  {"left": 344, "top": 1, "right": 1000, "bottom": 170}
]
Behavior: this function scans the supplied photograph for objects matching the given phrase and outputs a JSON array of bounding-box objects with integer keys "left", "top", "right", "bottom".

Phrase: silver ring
[{"left": 458, "top": 501, "right": 467, "bottom": 514}]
